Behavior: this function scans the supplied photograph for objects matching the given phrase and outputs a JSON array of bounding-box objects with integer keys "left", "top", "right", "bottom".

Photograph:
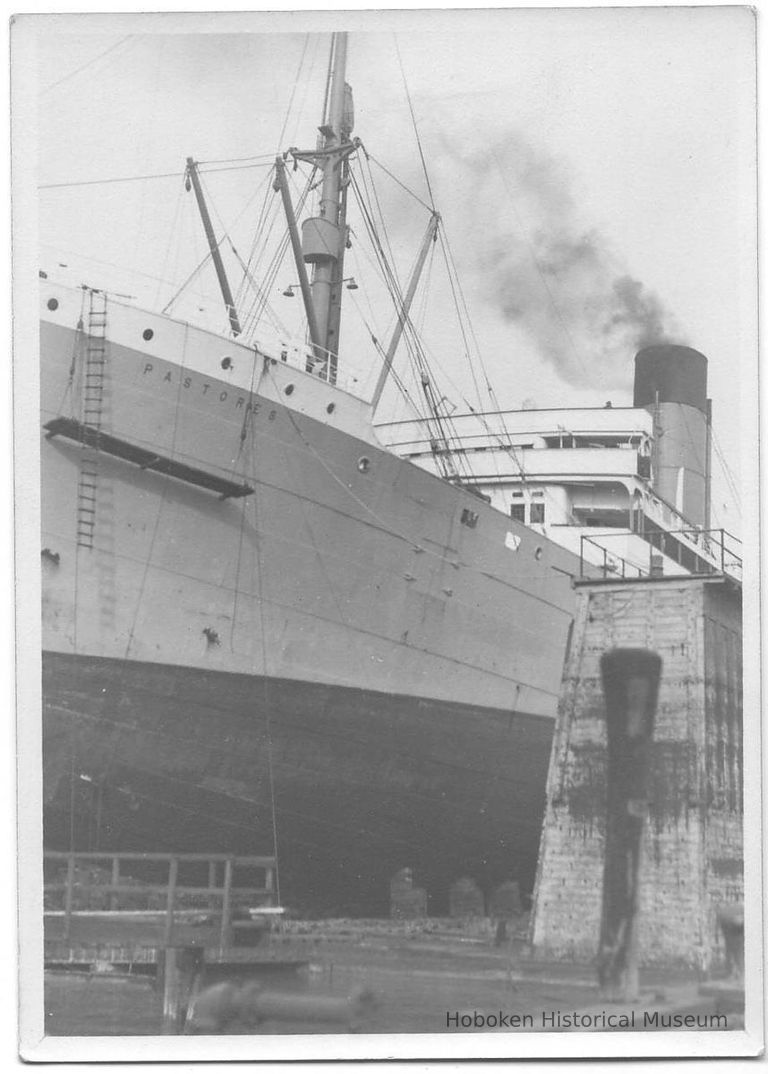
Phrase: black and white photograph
[{"left": 11, "top": 5, "right": 762, "bottom": 1061}]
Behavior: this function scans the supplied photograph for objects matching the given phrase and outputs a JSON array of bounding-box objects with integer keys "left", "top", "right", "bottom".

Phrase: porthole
[
  {"left": 534, "top": 546, "right": 543, "bottom": 561},
  {"left": 142, "top": 328, "right": 154, "bottom": 341},
  {"left": 221, "top": 357, "right": 233, "bottom": 370},
  {"left": 284, "top": 384, "right": 295, "bottom": 396},
  {"left": 326, "top": 403, "right": 336, "bottom": 414},
  {"left": 47, "top": 298, "right": 59, "bottom": 311},
  {"left": 357, "top": 456, "right": 371, "bottom": 473}
]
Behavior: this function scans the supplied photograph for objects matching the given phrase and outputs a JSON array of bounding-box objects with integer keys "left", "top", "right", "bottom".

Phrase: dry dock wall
[{"left": 529, "top": 576, "right": 742, "bottom": 969}]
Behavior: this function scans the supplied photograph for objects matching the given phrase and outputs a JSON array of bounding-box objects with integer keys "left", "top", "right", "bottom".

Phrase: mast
[
  {"left": 311, "top": 33, "right": 350, "bottom": 379},
  {"left": 287, "top": 33, "right": 358, "bottom": 382},
  {"left": 185, "top": 158, "right": 242, "bottom": 337}
]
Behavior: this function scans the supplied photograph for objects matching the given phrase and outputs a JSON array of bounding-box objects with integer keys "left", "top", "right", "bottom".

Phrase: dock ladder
[{"left": 76, "top": 289, "right": 108, "bottom": 549}]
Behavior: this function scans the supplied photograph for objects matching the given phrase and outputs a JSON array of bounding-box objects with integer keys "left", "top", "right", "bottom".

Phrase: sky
[{"left": 28, "top": 7, "right": 756, "bottom": 536}]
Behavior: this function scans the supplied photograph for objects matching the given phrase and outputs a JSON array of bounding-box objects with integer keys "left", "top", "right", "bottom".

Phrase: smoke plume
[{"left": 438, "top": 129, "right": 684, "bottom": 389}]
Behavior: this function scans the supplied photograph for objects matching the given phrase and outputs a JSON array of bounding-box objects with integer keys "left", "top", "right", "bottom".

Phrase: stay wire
[
  {"left": 42, "top": 35, "right": 134, "bottom": 94},
  {"left": 489, "top": 147, "right": 595, "bottom": 387},
  {"left": 349, "top": 169, "right": 458, "bottom": 466},
  {"left": 393, "top": 35, "right": 436, "bottom": 210},
  {"left": 276, "top": 35, "right": 311, "bottom": 151},
  {"left": 365, "top": 153, "right": 434, "bottom": 214},
  {"left": 154, "top": 175, "right": 187, "bottom": 308},
  {"left": 39, "top": 162, "right": 272, "bottom": 191},
  {"left": 266, "top": 365, "right": 569, "bottom": 601}
]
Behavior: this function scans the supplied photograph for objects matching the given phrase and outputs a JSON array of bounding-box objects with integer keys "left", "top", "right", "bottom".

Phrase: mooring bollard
[{"left": 597, "top": 648, "right": 661, "bottom": 1003}]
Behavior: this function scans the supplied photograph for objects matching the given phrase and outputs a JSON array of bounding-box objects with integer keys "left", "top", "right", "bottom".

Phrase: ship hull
[
  {"left": 40, "top": 283, "right": 581, "bottom": 914},
  {"left": 43, "top": 651, "right": 554, "bottom": 914}
]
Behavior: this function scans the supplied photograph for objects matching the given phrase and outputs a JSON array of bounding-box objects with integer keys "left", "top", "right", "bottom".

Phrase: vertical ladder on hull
[{"left": 76, "top": 290, "right": 108, "bottom": 550}]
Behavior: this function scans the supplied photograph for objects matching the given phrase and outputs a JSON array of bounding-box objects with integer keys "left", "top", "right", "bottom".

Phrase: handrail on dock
[
  {"left": 44, "top": 850, "right": 278, "bottom": 953},
  {"left": 579, "top": 527, "right": 742, "bottom": 583}
]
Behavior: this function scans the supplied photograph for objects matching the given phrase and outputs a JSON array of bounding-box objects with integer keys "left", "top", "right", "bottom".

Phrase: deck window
[
  {"left": 530, "top": 502, "right": 545, "bottom": 524},
  {"left": 510, "top": 503, "right": 526, "bottom": 523}
]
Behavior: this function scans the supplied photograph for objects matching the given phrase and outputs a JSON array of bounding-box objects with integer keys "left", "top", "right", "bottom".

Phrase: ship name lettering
[{"left": 139, "top": 364, "right": 258, "bottom": 412}]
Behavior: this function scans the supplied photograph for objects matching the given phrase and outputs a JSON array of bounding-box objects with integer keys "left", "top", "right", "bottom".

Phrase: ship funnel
[{"left": 633, "top": 344, "right": 711, "bottom": 528}]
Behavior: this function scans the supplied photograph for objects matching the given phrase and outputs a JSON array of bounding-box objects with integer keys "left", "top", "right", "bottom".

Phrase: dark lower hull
[{"left": 43, "top": 651, "right": 554, "bottom": 915}]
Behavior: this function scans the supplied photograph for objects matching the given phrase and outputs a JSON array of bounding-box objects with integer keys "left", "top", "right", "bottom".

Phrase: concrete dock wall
[{"left": 530, "top": 576, "right": 742, "bottom": 969}]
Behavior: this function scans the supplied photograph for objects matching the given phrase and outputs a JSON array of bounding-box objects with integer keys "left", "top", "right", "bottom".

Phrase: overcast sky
[{"left": 28, "top": 8, "right": 756, "bottom": 534}]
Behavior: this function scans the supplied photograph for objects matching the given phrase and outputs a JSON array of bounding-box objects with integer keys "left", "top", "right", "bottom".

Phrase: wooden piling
[
  {"left": 160, "top": 946, "right": 204, "bottom": 1034},
  {"left": 163, "top": 857, "right": 178, "bottom": 947},
  {"left": 63, "top": 853, "right": 75, "bottom": 940},
  {"left": 219, "top": 858, "right": 233, "bottom": 954}
]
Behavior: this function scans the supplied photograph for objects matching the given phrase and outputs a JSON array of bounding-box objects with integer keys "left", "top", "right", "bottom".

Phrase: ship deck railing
[
  {"left": 44, "top": 850, "right": 278, "bottom": 955},
  {"left": 580, "top": 527, "right": 742, "bottom": 584}
]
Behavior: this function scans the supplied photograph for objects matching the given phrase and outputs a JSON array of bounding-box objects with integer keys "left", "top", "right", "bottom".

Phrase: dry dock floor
[{"left": 44, "top": 916, "right": 739, "bottom": 1036}]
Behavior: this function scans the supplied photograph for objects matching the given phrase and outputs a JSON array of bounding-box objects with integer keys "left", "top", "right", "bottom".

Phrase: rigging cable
[
  {"left": 233, "top": 168, "right": 280, "bottom": 312},
  {"left": 42, "top": 35, "right": 134, "bottom": 94},
  {"left": 320, "top": 34, "right": 335, "bottom": 132},
  {"left": 353, "top": 152, "right": 480, "bottom": 479},
  {"left": 153, "top": 175, "right": 187, "bottom": 308},
  {"left": 276, "top": 34, "right": 311, "bottom": 151},
  {"left": 57, "top": 288, "right": 86, "bottom": 416},
  {"left": 349, "top": 166, "right": 469, "bottom": 478},
  {"left": 240, "top": 365, "right": 283, "bottom": 908},
  {"left": 161, "top": 252, "right": 215, "bottom": 316},
  {"left": 161, "top": 168, "right": 270, "bottom": 321},
  {"left": 393, "top": 36, "right": 435, "bottom": 210},
  {"left": 239, "top": 165, "right": 316, "bottom": 338},
  {"left": 349, "top": 169, "right": 446, "bottom": 460},
  {"left": 265, "top": 365, "right": 569, "bottom": 598},
  {"left": 710, "top": 427, "right": 742, "bottom": 509},
  {"left": 229, "top": 239, "right": 291, "bottom": 339},
  {"left": 123, "top": 323, "right": 191, "bottom": 660},
  {"left": 488, "top": 147, "right": 595, "bottom": 387},
  {"left": 365, "top": 152, "right": 434, "bottom": 213},
  {"left": 39, "top": 162, "right": 272, "bottom": 191}
]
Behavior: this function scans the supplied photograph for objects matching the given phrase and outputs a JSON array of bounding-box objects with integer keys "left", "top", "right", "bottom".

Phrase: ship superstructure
[{"left": 378, "top": 344, "right": 741, "bottom": 587}]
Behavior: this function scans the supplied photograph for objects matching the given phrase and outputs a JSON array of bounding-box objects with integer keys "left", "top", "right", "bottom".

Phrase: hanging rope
[{"left": 123, "top": 323, "right": 191, "bottom": 660}]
